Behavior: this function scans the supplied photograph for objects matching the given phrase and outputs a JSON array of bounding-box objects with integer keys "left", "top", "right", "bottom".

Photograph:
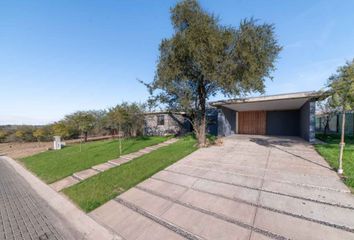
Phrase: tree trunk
[
  {"left": 118, "top": 125, "right": 122, "bottom": 156},
  {"left": 197, "top": 80, "right": 207, "bottom": 147},
  {"left": 338, "top": 111, "right": 346, "bottom": 174},
  {"left": 324, "top": 118, "right": 329, "bottom": 135},
  {"left": 84, "top": 132, "right": 88, "bottom": 142}
]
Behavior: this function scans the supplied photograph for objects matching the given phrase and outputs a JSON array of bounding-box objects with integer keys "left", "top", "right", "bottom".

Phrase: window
[{"left": 157, "top": 115, "right": 165, "bottom": 126}]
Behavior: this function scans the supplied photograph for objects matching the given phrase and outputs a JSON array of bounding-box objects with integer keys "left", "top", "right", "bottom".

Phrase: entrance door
[{"left": 238, "top": 111, "right": 266, "bottom": 135}]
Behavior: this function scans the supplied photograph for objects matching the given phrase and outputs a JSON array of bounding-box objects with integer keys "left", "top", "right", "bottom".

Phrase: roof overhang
[
  {"left": 144, "top": 111, "right": 187, "bottom": 116},
  {"left": 210, "top": 91, "right": 325, "bottom": 112}
]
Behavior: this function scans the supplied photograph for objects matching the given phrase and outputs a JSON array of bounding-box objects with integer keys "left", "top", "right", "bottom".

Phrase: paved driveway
[{"left": 91, "top": 135, "right": 354, "bottom": 240}]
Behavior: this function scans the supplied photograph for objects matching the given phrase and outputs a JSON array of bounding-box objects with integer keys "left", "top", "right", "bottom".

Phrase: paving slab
[
  {"left": 262, "top": 179, "right": 354, "bottom": 209},
  {"left": 254, "top": 208, "right": 354, "bottom": 240},
  {"left": 138, "top": 178, "right": 188, "bottom": 199},
  {"left": 259, "top": 191, "right": 354, "bottom": 229},
  {"left": 264, "top": 170, "right": 349, "bottom": 192},
  {"left": 153, "top": 170, "right": 198, "bottom": 188},
  {"left": 90, "top": 200, "right": 157, "bottom": 240},
  {"left": 108, "top": 157, "right": 131, "bottom": 166},
  {"left": 249, "top": 232, "right": 273, "bottom": 240},
  {"left": 50, "top": 176, "right": 80, "bottom": 192},
  {"left": 192, "top": 178, "right": 260, "bottom": 204},
  {"left": 138, "top": 148, "right": 153, "bottom": 154},
  {"left": 120, "top": 154, "right": 134, "bottom": 160},
  {"left": 92, "top": 162, "right": 115, "bottom": 172},
  {"left": 135, "top": 221, "right": 186, "bottom": 240},
  {"left": 73, "top": 168, "right": 99, "bottom": 180},
  {"left": 118, "top": 188, "right": 174, "bottom": 216},
  {"left": 178, "top": 189, "right": 257, "bottom": 225},
  {"left": 167, "top": 165, "right": 264, "bottom": 189},
  {"left": 162, "top": 204, "right": 251, "bottom": 240}
]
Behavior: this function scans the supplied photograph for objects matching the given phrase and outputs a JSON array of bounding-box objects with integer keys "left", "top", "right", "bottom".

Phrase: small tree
[
  {"left": 33, "top": 128, "right": 46, "bottom": 144},
  {"left": 316, "top": 99, "right": 336, "bottom": 135},
  {"left": 123, "top": 102, "right": 145, "bottom": 137},
  {"left": 52, "top": 122, "right": 70, "bottom": 139},
  {"left": 327, "top": 59, "right": 354, "bottom": 174},
  {"left": 66, "top": 111, "right": 96, "bottom": 142},
  {"left": 0, "top": 130, "right": 6, "bottom": 143},
  {"left": 107, "top": 105, "right": 128, "bottom": 155},
  {"left": 15, "top": 130, "right": 25, "bottom": 142},
  {"left": 144, "top": 0, "right": 281, "bottom": 146}
]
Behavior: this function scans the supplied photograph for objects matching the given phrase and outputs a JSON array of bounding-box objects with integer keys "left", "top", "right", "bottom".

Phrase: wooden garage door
[{"left": 238, "top": 111, "right": 266, "bottom": 135}]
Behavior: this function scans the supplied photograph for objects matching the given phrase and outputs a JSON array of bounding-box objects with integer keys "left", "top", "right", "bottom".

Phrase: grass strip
[
  {"left": 62, "top": 136, "right": 197, "bottom": 212},
  {"left": 20, "top": 136, "right": 169, "bottom": 183},
  {"left": 315, "top": 133, "right": 354, "bottom": 190}
]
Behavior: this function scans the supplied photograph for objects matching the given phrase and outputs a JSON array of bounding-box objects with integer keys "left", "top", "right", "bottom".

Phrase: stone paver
[
  {"left": 91, "top": 135, "right": 354, "bottom": 239},
  {"left": 0, "top": 159, "right": 76, "bottom": 240},
  {"left": 50, "top": 176, "right": 80, "bottom": 192},
  {"left": 92, "top": 162, "right": 116, "bottom": 172},
  {"left": 73, "top": 168, "right": 99, "bottom": 180}
]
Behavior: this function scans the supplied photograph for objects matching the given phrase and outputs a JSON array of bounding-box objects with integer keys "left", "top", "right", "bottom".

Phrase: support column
[
  {"left": 235, "top": 112, "right": 239, "bottom": 134},
  {"left": 309, "top": 101, "right": 316, "bottom": 143}
]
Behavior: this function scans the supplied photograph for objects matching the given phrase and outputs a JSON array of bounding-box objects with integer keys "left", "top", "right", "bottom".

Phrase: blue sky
[{"left": 1, "top": 0, "right": 354, "bottom": 125}]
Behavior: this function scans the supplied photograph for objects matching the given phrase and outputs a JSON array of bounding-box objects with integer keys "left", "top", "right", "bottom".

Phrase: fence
[{"left": 316, "top": 112, "right": 354, "bottom": 136}]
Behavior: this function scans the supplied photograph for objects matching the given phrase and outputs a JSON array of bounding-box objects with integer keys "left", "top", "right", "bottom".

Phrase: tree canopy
[
  {"left": 328, "top": 59, "right": 354, "bottom": 112},
  {"left": 106, "top": 102, "right": 145, "bottom": 137},
  {"left": 145, "top": 0, "right": 281, "bottom": 146},
  {"left": 65, "top": 111, "right": 96, "bottom": 142}
]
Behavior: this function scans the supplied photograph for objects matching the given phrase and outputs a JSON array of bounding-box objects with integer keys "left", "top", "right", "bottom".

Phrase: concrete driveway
[{"left": 90, "top": 135, "right": 354, "bottom": 240}]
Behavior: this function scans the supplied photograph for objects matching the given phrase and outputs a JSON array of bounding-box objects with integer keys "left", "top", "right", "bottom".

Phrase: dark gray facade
[
  {"left": 299, "top": 101, "right": 316, "bottom": 142},
  {"left": 266, "top": 110, "right": 300, "bottom": 136},
  {"left": 217, "top": 107, "right": 236, "bottom": 136}
]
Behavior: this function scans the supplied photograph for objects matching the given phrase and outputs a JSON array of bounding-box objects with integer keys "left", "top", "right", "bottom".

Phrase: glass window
[{"left": 157, "top": 115, "right": 165, "bottom": 126}]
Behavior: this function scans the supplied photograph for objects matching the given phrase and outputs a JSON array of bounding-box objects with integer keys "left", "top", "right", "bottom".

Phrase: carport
[{"left": 210, "top": 91, "right": 322, "bottom": 142}]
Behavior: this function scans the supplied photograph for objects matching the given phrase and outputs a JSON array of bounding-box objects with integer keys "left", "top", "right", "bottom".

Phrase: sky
[{"left": 1, "top": 0, "right": 354, "bottom": 125}]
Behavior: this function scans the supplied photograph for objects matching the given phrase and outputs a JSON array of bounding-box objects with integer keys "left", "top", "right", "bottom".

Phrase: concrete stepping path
[{"left": 50, "top": 138, "right": 178, "bottom": 192}]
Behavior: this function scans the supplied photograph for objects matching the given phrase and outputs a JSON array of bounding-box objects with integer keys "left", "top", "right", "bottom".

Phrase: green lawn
[
  {"left": 63, "top": 136, "right": 197, "bottom": 212},
  {"left": 20, "top": 136, "right": 169, "bottom": 184},
  {"left": 315, "top": 133, "right": 354, "bottom": 190}
]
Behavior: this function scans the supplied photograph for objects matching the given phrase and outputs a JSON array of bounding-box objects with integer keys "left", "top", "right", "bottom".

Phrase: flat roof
[
  {"left": 144, "top": 111, "right": 187, "bottom": 116},
  {"left": 210, "top": 91, "right": 324, "bottom": 111}
]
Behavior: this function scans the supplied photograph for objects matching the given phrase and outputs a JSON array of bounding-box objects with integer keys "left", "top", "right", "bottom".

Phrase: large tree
[
  {"left": 327, "top": 59, "right": 354, "bottom": 174},
  {"left": 145, "top": 0, "right": 281, "bottom": 146}
]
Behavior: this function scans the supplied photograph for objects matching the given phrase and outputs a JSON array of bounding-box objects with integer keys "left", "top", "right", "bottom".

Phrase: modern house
[
  {"left": 144, "top": 111, "right": 191, "bottom": 136},
  {"left": 210, "top": 91, "right": 322, "bottom": 142}
]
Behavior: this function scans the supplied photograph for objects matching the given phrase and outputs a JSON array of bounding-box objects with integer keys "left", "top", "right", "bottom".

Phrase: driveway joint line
[
  {"left": 135, "top": 185, "right": 289, "bottom": 240},
  {"left": 249, "top": 147, "right": 272, "bottom": 240},
  {"left": 152, "top": 175, "right": 354, "bottom": 232},
  {"left": 176, "top": 163, "right": 349, "bottom": 193},
  {"left": 164, "top": 169, "right": 354, "bottom": 210},
  {"left": 114, "top": 197, "right": 202, "bottom": 240}
]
